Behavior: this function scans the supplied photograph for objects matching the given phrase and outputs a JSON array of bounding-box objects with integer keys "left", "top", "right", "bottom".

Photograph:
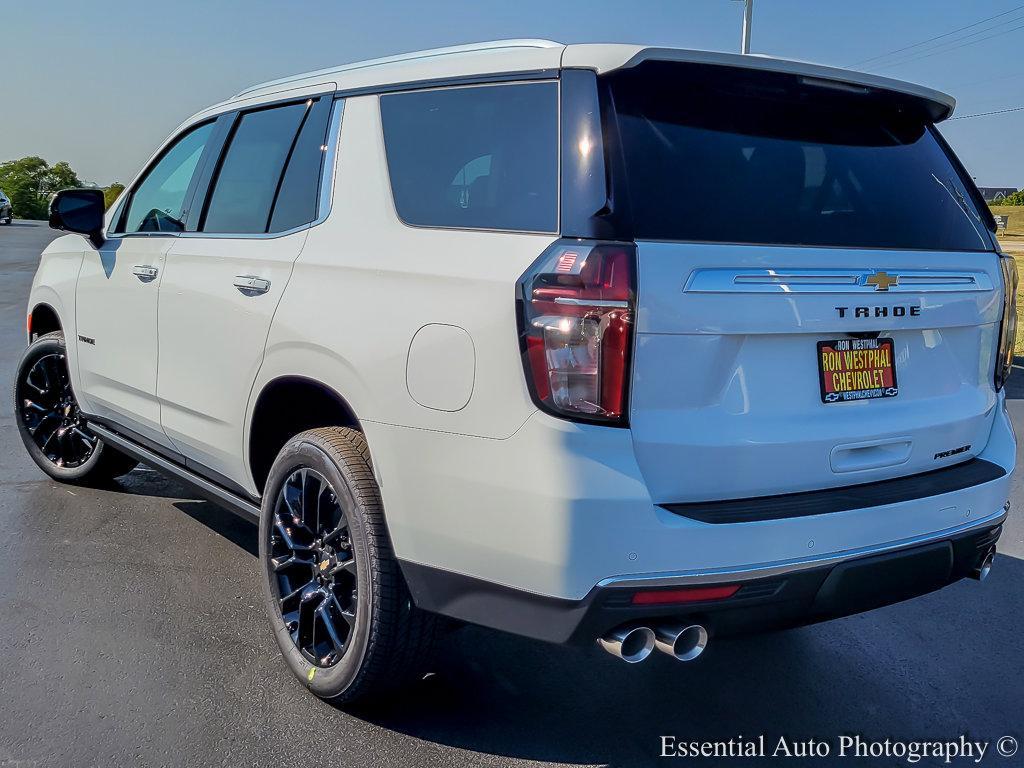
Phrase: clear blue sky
[{"left": 4, "top": 0, "right": 1022, "bottom": 187}]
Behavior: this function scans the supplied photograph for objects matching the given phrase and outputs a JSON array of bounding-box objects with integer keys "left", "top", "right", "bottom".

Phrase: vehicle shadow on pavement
[
  {"left": 107, "top": 466, "right": 202, "bottom": 500},
  {"left": 89, "top": 469, "right": 259, "bottom": 556},
  {"left": 173, "top": 499, "right": 259, "bottom": 556},
  {"left": 350, "top": 553, "right": 1024, "bottom": 768}
]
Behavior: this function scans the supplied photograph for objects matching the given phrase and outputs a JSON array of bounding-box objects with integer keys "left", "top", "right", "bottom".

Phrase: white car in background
[{"left": 16, "top": 40, "right": 1015, "bottom": 704}]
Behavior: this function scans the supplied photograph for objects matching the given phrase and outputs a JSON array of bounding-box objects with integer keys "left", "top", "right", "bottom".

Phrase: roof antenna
[{"left": 732, "top": 0, "right": 753, "bottom": 54}]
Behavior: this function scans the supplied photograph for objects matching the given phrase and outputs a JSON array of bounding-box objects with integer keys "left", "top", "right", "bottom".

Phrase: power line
[
  {"left": 948, "top": 104, "right": 1024, "bottom": 120},
  {"left": 848, "top": 3, "right": 1024, "bottom": 66},
  {"left": 874, "top": 20, "right": 1024, "bottom": 69},
  {"left": 945, "top": 69, "right": 1024, "bottom": 89},
  {"left": 876, "top": 19, "right": 1024, "bottom": 68},
  {"left": 873, "top": 17, "right": 1024, "bottom": 69}
]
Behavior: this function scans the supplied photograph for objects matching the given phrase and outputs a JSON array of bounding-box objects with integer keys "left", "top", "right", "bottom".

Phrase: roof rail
[{"left": 234, "top": 39, "right": 563, "bottom": 98}]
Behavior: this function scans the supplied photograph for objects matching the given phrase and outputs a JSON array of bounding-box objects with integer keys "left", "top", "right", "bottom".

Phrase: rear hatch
[{"left": 602, "top": 61, "right": 1005, "bottom": 502}]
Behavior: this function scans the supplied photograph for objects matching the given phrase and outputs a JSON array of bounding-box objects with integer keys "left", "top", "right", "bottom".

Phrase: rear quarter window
[{"left": 380, "top": 81, "right": 559, "bottom": 233}]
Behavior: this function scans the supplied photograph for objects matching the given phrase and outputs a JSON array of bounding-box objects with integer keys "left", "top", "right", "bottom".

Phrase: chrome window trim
[
  {"left": 111, "top": 98, "right": 345, "bottom": 243},
  {"left": 597, "top": 505, "right": 1008, "bottom": 589},
  {"left": 317, "top": 98, "right": 345, "bottom": 224},
  {"left": 177, "top": 71, "right": 557, "bottom": 139}
]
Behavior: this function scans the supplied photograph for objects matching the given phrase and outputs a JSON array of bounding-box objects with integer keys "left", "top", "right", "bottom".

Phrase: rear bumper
[
  {"left": 375, "top": 396, "right": 1015, "bottom": 604},
  {"left": 402, "top": 512, "right": 1005, "bottom": 644}
]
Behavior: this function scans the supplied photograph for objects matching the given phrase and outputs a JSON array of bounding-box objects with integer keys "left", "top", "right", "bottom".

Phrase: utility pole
[{"left": 737, "top": 0, "right": 753, "bottom": 54}]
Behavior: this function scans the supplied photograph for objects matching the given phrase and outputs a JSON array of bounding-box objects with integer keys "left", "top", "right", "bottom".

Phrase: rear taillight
[
  {"left": 517, "top": 240, "right": 636, "bottom": 425},
  {"left": 996, "top": 254, "right": 1018, "bottom": 391}
]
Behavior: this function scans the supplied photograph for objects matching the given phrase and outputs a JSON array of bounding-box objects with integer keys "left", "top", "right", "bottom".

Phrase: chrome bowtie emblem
[{"left": 865, "top": 271, "right": 899, "bottom": 291}]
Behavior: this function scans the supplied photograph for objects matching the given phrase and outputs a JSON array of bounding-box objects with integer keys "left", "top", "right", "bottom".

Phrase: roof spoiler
[{"left": 572, "top": 46, "right": 956, "bottom": 122}]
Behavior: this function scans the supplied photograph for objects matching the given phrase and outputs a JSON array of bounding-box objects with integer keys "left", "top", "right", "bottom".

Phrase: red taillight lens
[
  {"left": 517, "top": 241, "right": 636, "bottom": 424},
  {"left": 630, "top": 585, "right": 740, "bottom": 606},
  {"left": 996, "top": 254, "right": 1018, "bottom": 391}
]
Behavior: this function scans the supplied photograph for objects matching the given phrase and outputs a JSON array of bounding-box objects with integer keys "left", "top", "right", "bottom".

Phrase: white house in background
[{"left": 978, "top": 186, "right": 1019, "bottom": 202}]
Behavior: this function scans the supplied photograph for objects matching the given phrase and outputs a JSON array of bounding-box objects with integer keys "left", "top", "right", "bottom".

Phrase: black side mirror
[{"left": 49, "top": 189, "right": 106, "bottom": 247}]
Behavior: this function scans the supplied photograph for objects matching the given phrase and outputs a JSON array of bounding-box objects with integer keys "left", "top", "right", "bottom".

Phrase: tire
[
  {"left": 14, "top": 331, "right": 138, "bottom": 484},
  {"left": 259, "top": 427, "right": 437, "bottom": 704}
]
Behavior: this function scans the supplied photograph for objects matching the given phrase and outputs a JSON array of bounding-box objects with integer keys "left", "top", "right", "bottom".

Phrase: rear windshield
[{"left": 605, "top": 62, "right": 991, "bottom": 251}]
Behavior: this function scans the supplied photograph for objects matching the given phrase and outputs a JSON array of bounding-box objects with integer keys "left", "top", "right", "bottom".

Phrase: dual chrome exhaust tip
[
  {"left": 598, "top": 623, "right": 708, "bottom": 664},
  {"left": 597, "top": 625, "right": 656, "bottom": 663},
  {"left": 601, "top": 546, "right": 998, "bottom": 663},
  {"left": 655, "top": 624, "right": 709, "bottom": 662},
  {"left": 971, "top": 546, "right": 996, "bottom": 581}
]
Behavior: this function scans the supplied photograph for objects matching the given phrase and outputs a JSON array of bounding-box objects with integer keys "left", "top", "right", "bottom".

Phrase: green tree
[
  {"left": 997, "top": 189, "right": 1024, "bottom": 206},
  {"left": 0, "top": 156, "right": 50, "bottom": 219},
  {"left": 103, "top": 182, "right": 125, "bottom": 210},
  {"left": 48, "top": 160, "right": 81, "bottom": 191},
  {"left": 0, "top": 156, "right": 85, "bottom": 220}
]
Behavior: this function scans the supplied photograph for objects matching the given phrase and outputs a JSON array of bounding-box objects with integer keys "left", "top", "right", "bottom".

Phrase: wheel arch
[
  {"left": 247, "top": 375, "right": 367, "bottom": 495},
  {"left": 27, "top": 302, "right": 63, "bottom": 342}
]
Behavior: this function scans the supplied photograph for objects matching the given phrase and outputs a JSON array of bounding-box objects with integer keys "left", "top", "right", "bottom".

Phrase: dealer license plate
[{"left": 817, "top": 337, "right": 898, "bottom": 403}]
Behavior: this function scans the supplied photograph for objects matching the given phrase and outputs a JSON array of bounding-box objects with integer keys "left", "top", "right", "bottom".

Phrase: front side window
[
  {"left": 122, "top": 122, "right": 214, "bottom": 234},
  {"left": 201, "top": 102, "right": 308, "bottom": 234},
  {"left": 380, "top": 82, "right": 559, "bottom": 232}
]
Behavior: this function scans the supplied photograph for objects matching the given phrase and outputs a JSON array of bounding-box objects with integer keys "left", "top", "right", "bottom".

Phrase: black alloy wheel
[
  {"left": 269, "top": 467, "right": 359, "bottom": 667},
  {"left": 14, "top": 331, "right": 138, "bottom": 484},
  {"left": 18, "top": 348, "right": 97, "bottom": 468},
  {"left": 259, "top": 427, "right": 438, "bottom": 703}
]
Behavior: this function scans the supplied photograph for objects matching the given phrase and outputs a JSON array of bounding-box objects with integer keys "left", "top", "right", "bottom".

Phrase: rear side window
[
  {"left": 269, "top": 99, "right": 333, "bottom": 232},
  {"left": 122, "top": 122, "right": 213, "bottom": 233},
  {"left": 606, "top": 62, "right": 991, "bottom": 251},
  {"left": 202, "top": 102, "right": 308, "bottom": 234},
  {"left": 380, "top": 82, "right": 558, "bottom": 232}
]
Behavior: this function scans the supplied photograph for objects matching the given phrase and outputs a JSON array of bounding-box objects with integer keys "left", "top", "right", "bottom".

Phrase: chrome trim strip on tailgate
[
  {"left": 597, "top": 505, "right": 1008, "bottom": 589},
  {"left": 684, "top": 268, "right": 993, "bottom": 294}
]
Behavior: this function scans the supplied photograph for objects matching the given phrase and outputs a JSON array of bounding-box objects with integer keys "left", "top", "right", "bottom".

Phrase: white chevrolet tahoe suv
[{"left": 16, "top": 40, "right": 1017, "bottom": 703}]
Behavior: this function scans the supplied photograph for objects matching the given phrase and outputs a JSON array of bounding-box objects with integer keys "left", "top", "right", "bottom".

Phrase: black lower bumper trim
[
  {"left": 400, "top": 561, "right": 586, "bottom": 644},
  {"left": 660, "top": 459, "right": 1006, "bottom": 524},
  {"left": 400, "top": 521, "right": 1004, "bottom": 645}
]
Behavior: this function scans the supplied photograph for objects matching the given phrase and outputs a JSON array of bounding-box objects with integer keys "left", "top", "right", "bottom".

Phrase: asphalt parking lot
[{"left": 1, "top": 219, "right": 1022, "bottom": 768}]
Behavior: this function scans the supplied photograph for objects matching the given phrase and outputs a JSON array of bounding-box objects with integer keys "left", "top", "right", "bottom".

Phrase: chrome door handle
[
  {"left": 132, "top": 265, "right": 159, "bottom": 282},
  {"left": 233, "top": 275, "right": 271, "bottom": 296}
]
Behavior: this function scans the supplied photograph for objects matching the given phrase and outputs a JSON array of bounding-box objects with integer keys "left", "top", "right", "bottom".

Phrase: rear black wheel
[
  {"left": 259, "top": 427, "right": 437, "bottom": 703},
  {"left": 15, "top": 332, "right": 138, "bottom": 483},
  {"left": 269, "top": 466, "right": 359, "bottom": 667}
]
